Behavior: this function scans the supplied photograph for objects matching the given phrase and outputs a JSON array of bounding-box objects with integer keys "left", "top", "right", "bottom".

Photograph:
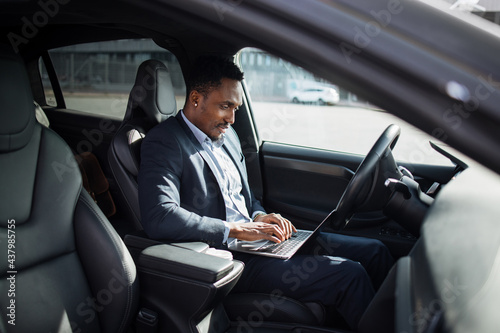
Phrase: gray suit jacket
[{"left": 138, "top": 112, "right": 265, "bottom": 247}]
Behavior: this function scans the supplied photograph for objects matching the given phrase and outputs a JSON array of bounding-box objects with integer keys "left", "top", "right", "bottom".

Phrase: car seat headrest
[
  {"left": 0, "top": 44, "right": 36, "bottom": 152},
  {"left": 124, "top": 59, "right": 177, "bottom": 124}
]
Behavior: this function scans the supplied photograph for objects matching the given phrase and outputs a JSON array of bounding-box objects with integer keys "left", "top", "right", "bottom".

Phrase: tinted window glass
[{"left": 41, "top": 39, "right": 185, "bottom": 120}]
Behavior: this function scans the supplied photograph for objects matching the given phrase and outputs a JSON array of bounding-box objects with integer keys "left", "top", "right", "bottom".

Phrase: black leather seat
[
  {"left": 0, "top": 45, "right": 139, "bottom": 332},
  {"left": 108, "top": 59, "right": 177, "bottom": 230}
]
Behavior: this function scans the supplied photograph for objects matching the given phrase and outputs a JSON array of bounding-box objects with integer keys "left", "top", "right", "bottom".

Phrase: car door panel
[
  {"left": 43, "top": 108, "right": 120, "bottom": 174},
  {"left": 261, "top": 142, "right": 357, "bottom": 226}
]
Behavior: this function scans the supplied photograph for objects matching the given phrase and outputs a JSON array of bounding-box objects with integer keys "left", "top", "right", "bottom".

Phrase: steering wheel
[{"left": 330, "top": 124, "right": 401, "bottom": 230}]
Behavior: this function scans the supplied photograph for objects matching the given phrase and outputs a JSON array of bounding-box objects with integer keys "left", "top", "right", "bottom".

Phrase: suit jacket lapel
[
  {"left": 175, "top": 113, "right": 223, "bottom": 184},
  {"left": 175, "top": 113, "right": 252, "bottom": 213}
]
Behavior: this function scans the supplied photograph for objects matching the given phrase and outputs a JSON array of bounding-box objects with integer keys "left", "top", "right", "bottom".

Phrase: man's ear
[{"left": 189, "top": 90, "right": 201, "bottom": 108}]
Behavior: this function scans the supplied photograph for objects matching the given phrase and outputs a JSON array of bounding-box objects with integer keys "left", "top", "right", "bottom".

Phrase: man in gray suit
[{"left": 138, "top": 56, "right": 393, "bottom": 330}]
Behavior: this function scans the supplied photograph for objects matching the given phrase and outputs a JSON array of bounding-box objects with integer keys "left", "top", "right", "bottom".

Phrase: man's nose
[{"left": 225, "top": 110, "right": 236, "bottom": 124}]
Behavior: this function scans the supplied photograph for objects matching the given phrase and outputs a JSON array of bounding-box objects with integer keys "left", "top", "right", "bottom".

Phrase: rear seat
[{"left": 34, "top": 101, "right": 116, "bottom": 217}]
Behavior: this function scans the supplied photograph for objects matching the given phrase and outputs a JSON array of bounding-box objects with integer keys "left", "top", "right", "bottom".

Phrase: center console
[{"left": 136, "top": 243, "right": 244, "bottom": 332}]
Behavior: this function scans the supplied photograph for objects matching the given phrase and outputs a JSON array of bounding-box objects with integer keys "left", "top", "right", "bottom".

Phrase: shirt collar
[{"left": 181, "top": 110, "right": 225, "bottom": 148}]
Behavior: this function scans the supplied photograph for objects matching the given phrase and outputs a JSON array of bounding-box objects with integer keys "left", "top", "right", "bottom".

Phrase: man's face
[{"left": 192, "top": 78, "right": 243, "bottom": 141}]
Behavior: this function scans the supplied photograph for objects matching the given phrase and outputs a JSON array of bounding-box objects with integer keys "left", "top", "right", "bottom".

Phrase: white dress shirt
[{"left": 181, "top": 111, "right": 263, "bottom": 243}]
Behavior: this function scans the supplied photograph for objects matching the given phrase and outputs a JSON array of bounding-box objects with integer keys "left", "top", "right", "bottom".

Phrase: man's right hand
[{"left": 228, "top": 220, "right": 292, "bottom": 243}]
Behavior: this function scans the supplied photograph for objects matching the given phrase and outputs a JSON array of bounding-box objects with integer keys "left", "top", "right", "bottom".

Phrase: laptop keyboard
[{"left": 259, "top": 230, "right": 311, "bottom": 256}]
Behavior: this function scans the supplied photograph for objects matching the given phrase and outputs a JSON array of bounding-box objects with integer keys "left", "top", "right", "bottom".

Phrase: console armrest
[
  {"left": 170, "top": 242, "right": 210, "bottom": 252},
  {"left": 139, "top": 244, "right": 234, "bottom": 283},
  {"left": 124, "top": 233, "right": 162, "bottom": 249},
  {"left": 124, "top": 231, "right": 210, "bottom": 262}
]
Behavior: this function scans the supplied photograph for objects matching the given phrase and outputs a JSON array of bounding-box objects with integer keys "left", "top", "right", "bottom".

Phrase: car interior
[{"left": 1, "top": 0, "right": 500, "bottom": 333}]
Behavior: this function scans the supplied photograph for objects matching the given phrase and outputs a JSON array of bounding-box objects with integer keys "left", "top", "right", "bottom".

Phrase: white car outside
[{"left": 291, "top": 87, "right": 339, "bottom": 105}]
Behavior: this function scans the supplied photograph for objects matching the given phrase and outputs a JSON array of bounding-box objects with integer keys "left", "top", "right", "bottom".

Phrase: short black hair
[{"left": 186, "top": 55, "right": 244, "bottom": 97}]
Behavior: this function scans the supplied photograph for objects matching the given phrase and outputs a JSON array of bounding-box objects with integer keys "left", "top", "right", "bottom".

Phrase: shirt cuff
[
  {"left": 252, "top": 211, "right": 266, "bottom": 221},
  {"left": 222, "top": 221, "right": 230, "bottom": 244}
]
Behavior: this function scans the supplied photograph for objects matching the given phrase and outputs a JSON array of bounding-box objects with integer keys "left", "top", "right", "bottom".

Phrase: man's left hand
[{"left": 253, "top": 213, "right": 297, "bottom": 239}]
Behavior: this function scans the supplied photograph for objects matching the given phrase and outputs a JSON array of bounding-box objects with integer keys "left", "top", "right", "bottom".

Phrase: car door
[
  {"left": 31, "top": 50, "right": 123, "bottom": 206},
  {"left": 236, "top": 49, "right": 460, "bottom": 259}
]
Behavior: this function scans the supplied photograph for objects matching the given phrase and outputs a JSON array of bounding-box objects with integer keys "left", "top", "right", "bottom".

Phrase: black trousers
[{"left": 232, "top": 232, "right": 394, "bottom": 330}]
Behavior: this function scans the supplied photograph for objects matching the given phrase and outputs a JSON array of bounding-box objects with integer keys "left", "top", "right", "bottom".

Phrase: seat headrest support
[
  {"left": 124, "top": 59, "right": 177, "bottom": 124},
  {"left": 0, "top": 44, "right": 36, "bottom": 152}
]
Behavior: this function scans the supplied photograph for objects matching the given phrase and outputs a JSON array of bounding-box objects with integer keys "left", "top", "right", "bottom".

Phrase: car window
[
  {"left": 238, "top": 48, "right": 466, "bottom": 166},
  {"left": 40, "top": 39, "right": 186, "bottom": 120}
]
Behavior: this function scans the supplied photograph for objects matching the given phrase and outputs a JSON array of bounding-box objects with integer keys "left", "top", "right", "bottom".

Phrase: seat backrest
[
  {"left": 0, "top": 44, "right": 138, "bottom": 333},
  {"left": 108, "top": 59, "right": 177, "bottom": 230}
]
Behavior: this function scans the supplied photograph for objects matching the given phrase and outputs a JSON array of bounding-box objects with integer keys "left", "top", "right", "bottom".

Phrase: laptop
[{"left": 228, "top": 209, "right": 334, "bottom": 260}]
